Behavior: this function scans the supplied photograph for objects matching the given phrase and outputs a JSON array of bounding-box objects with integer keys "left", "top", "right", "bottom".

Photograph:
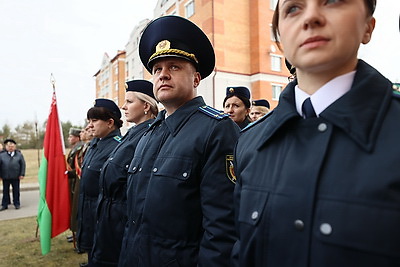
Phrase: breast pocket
[
  {"left": 315, "top": 199, "right": 400, "bottom": 258},
  {"left": 152, "top": 157, "right": 193, "bottom": 181},
  {"left": 238, "top": 188, "right": 269, "bottom": 226}
]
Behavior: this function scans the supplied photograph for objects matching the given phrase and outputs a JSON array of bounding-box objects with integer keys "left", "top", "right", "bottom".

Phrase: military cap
[
  {"left": 226, "top": 86, "right": 251, "bottom": 100},
  {"left": 139, "top": 15, "right": 215, "bottom": 79},
  {"left": 3, "top": 139, "right": 16, "bottom": 145},
  {"left": 69, "top": 128, "right": 81, "bottom": 137},
  {"left": 252, "top": 99, "right": 270, "bottom": 109},
  {"left": 125, "top": 80, "right": 156, "bottom": 100},
  {"left": 94, "top": 98, "right": 121, "bottom": 118}
]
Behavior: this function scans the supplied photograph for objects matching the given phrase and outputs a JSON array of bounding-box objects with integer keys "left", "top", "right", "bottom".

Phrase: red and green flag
[{"left": 37, "top": 88, "right": 71, "bottom": 255}]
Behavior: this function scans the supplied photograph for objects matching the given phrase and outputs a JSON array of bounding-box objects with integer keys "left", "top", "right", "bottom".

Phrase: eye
[
  {"left": 170, "top": 65, "right": 179, "bottom": 71},
  {"left": 286, "top": 5, "right": 300, "bottom": 14},
  {"left": 152, "top": 66, "right": 161, "bottom": 74},
  {"left": 326, "top": 0, "right": 340, "bottom": 4}
]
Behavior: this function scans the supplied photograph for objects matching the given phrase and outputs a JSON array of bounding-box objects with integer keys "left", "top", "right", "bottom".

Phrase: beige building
[{"left": 94, "top": 0, "right": 289, "bottom": 111}]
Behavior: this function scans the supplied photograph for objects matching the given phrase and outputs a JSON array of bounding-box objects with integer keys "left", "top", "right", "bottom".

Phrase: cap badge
[
  {"left": 229, "top": 88, "right": 235, "bottom": 93},
  {"left": 156, "top": 40, "right": 171, "bottom": 52}
]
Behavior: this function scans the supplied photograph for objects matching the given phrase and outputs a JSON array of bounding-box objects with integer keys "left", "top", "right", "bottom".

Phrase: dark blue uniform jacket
[
  {"left": 233, "top": 60, "right": 400, "bottom": 267},
  {"left": 119, "top": 96, "right": 240, "bottom": 267},
  {"left": 91, "top": 120, "right": 153, "bottom": 266},
  {"left": 77, "top": 129, "right": 121, "bottom": 252}
]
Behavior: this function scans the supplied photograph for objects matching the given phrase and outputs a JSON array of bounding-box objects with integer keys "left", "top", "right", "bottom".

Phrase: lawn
[{"left": 0, "top": 149, "right": 85, "bottom": 266}]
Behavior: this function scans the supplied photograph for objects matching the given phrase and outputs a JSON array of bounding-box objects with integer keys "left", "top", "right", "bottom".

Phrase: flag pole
[{"left": 36, "top": 73, "right": 57, "bottom": 239}]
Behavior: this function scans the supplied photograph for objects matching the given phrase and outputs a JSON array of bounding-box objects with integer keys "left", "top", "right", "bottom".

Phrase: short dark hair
[
  {"left": 87, "top": 107, "right": 123, "bottom": 128},
  {"left": 223, "top": 95, "right": 251, "bottom": 109}
]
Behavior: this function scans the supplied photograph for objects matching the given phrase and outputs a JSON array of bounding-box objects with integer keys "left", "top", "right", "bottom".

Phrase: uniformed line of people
[{"left": 69, "top": 1, "right": 400, "bottom": 266}]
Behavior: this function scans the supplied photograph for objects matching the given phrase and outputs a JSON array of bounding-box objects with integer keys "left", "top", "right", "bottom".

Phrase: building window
[
  {"left": 272, "top": 84, "right": 282, "bottom": 100},
  {"left": 271, "top": 54, "right": 282, "bottom": 72},
  {"left": 115, "top": 82, "right": 118, "bottom": 91},
  {"left": 114, "top": 65, "right": 118, "bottom": 75},
  {"left": 185, "top": 0, "right": 195, "bottom": 18},
  {"left": 270, "top": 0, "right": 278, "bottom": 10}
]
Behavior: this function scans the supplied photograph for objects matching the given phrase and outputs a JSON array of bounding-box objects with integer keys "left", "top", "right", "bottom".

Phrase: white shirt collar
[{"left": 295, "top": 71, "right": 356, "bottom": 117}]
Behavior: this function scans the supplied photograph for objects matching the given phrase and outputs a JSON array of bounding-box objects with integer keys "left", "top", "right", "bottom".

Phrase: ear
[
  {"left": 143, "top": 102, "right": 151, "bottom": 113},
  {"left": 362, "top": 16, "right": 376, "bottom": 44},
  {"left": 193, "top": 72, "right": 201, "bottom": 88},
  {"left": 107, "top": 118, "right": 115, "bottom": 128}
]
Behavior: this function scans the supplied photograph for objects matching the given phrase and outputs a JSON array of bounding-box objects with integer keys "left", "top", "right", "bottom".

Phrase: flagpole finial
[{"left": 50, "top": 73, "right": 56, "bottom": 91}]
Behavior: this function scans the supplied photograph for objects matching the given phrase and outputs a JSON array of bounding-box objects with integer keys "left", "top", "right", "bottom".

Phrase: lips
[{"left": 300, "top": 36, "right": 330, "bottom": 47}]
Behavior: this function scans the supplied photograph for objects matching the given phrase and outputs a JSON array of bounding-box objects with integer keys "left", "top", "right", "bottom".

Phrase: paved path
[{"left": 0, "top": 183, "right": 40, "bottom": 221}]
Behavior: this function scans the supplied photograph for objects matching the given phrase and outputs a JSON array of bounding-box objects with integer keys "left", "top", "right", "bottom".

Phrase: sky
[{"left": 0, "top": 0, "right": 399, "bottom": 129}]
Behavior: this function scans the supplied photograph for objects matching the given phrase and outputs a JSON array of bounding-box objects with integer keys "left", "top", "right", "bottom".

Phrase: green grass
[
  {"left": 0, "top": 149, "right": 85, "bottom": 266},
  {"left": 0, "top": 217, "right": 87, "bottom": 266}
]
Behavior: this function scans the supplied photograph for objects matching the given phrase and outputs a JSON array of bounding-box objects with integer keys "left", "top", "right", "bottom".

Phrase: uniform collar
[
  {"left": 152, "top": 96, "right": 206, "bottom": 137},
  {"left": 258, "top": 60, "right": 393, "bottom": 152}
]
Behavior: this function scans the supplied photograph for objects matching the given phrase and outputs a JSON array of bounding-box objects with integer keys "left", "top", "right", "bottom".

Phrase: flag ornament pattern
[{"left": 37, "top": 88, "right": 71, "bottom": 255}]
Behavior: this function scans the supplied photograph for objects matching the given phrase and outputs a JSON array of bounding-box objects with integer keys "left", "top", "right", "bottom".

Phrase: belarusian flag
[{"left": 37, "top": 88, "right": 71, "bottom": 255}]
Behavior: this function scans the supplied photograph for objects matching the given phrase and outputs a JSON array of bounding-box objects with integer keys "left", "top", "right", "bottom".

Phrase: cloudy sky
[{"left": 0, "top": 0, "right": 399, "bottom": 129}]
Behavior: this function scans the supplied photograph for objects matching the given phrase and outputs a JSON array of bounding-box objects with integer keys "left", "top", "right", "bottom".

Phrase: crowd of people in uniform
[{"left": 57, "top": 0, "right": 400, "bottom": 266}]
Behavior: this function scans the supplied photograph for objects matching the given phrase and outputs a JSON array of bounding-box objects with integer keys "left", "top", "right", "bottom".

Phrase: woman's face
[
  {"left": 249, "top": 106, "right": 267, "bottom": 122},
  {"left": 224, "top": 96, "right": 250, "bottom": 124},
  {"left": 121, "top": 92, "right": 147, "bottom": 124},
  {"left": 277, "top": 0, "right": 375, "bottom": 77},
  {"left": 87, "top": 118, "right": 113, "bottom": 138}
]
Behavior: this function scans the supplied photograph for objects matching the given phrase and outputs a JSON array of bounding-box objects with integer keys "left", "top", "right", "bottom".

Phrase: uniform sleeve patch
[
  {"left": 226, "top": 154, "right": 236, "bottom": 184},
  {"left": 198, "top": 105, "right": 229, "bottom": 120}
]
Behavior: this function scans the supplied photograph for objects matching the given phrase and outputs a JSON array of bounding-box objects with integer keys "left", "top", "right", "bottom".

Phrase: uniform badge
[
  {"left": 226, "top": 155, "right": 236, "bottom": 184},
  {"left": 156, "top": 40, "right": 171, "bottom": 52}
]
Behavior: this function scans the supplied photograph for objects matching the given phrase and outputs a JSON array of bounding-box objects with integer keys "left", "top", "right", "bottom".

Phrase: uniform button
[
  {"left": 320, "top": 223, "right": 332, "bottom": 235},
  {"left": 251, "top": 211, "right": 259, "bottom": 220},
  {"left": 318, "top": 123, "right": 327, "bottom": 132},
  {"left": 109, "top": 157, "right": 113, "bottom": 161},
  {"left": 132, "top": 220, "right": 135, "bottom": 225},
  {"left": 139, "top": 168, "right": 142, "bottom": 172},
  {"left": 153, "top": 167, "right": 158, "bottom": 173},
  {"left": 125, "top": 164, "right": 129, "bottom": 168},
  {"left": 88, "top": 165, "right": 91, "bottom": 169},
  {"left": 294, "top": 219, "right": 304, "bottom": 231},
  {"left": 132, "top": 167, "right": 137, "bottom": 171},
  {"left": 182, "top": 172, "right": 188, "bottom": 178}
]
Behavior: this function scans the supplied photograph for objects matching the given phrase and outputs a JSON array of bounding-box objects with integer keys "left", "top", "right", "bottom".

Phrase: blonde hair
[{"left": 134, "top": 92, "right": 159, "bottom": 118}]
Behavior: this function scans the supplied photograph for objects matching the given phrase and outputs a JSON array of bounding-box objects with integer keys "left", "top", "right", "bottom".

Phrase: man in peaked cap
[
  {"left": 66, "top": 127, "right": 84, "bottom": 245},
  {"left": 0, "top": 139, "right": 25, "bottom": 211},
  {"left": 119, "top": 15, "right": 240, "bottom": 267},
  {"left": 249, "top": 99, "right": 270, "bottom": 122}
]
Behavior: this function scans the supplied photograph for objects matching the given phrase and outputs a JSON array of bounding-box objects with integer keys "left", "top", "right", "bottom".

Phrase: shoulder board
[
  {"left": 241, "top": 110, "right": 274, "bottom": 132},
  {"left": 113, "top": 136, "right": 122, "bottom": 142},
  {"left": 198, "top": 105, "right": 229, "bottom": 120},
  {"left": 392, "top": 89, "right": 400, "bottom": 99}
]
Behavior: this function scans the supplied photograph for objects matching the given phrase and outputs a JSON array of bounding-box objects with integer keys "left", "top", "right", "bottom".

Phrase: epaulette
[
  {"left": 198, "top": 105, "right": 229, "bottom": 120},
  {"left": 241, "top": 110, "right": 274, "bottom": 132},
  {"left": 113, "top": 136, "right": 122, "bottom": 143},
  {"left": 392, "top": 88, "right": 400, "bottom": 99}
]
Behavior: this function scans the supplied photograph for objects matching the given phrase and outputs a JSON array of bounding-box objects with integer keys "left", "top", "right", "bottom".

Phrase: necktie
[{"left": 302, "top": 97, "right": 316, "bottom": 118}]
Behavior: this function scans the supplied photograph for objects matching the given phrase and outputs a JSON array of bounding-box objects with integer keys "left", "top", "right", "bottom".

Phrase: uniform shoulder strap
[{"left": 198, "top": 105, "right": 229, "bottom": 120}]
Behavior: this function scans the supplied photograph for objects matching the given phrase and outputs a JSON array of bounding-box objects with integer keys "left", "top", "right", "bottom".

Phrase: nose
[
  {"left": 158, "top": 67, "right": 171, "bottom": 81},
  {"left": 225, "top": 106, "right": 234, "bottom": 114},
  {"left": 302, "top": 4, "right": 325, "bottom": 30}
]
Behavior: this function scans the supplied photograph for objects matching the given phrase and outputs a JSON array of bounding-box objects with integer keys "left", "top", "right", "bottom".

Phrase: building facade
[{"left": 94, "top": 0, "right": 289, "bottom": 111}]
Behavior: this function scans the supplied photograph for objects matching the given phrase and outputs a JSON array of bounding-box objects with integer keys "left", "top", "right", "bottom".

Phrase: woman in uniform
[
  {"left": 233, "top": 0, "right": 400, "bottom": 266},
  {"left": 223, "top": 86, "right": 251, "bottom": 129},
  {"left": 249, "top": 99, "right": 270, "bottom": 122},
  {"left": 90, "top": 80, "right": 158, "bottom": 266},
  {"left": 76, "top": 99, "right": 122, "bottom": 267}
]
